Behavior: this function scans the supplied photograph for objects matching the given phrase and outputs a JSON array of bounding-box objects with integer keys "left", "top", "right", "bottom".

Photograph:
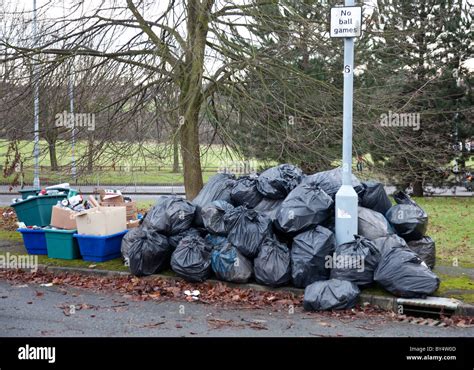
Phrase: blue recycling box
[
  {"left": 74, "top": 230, "right": 128, "bottom": 262},
  {"left": 17, "top": 228, "right": 47, "bottom": 255}
]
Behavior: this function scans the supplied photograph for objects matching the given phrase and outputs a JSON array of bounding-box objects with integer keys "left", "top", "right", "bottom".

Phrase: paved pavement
[{"left": 0, "top": 280, "right": 472, "bottom": 337}]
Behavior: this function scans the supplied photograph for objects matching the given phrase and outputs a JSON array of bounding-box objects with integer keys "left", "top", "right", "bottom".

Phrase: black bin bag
[
  {"left": 374, "top": 245, "right": 440, "bottom": 298},
  {"left": 254, "top": 197, "right": 284, "bottom": 221},
  {"left": 360, "top": 181, "right": 392, "bottom": 215},
  {"left": 128, "top": 228, "right": 173, "bottom": 276},
  {"left": 385, "top": 192, "right": 428, "bottom": 241},
  {"left": 358, "top": 206, "right": 393, "bottom": 240},
  {"left": 302, "top": 168, "right": 364, "bottom": 199},
  {"left": 170, "top": 235, "right": 212, "bottom": 282},
  {"left": 143, "top": 196, "right": 196, "bottom": 236},
  {"left": 275, "top": 183, "right": 333, "bottom": 234},
  {"left": 201, "top": 200, "right": 234, "bottom": 235},
  {"left": 256, "top": 164, "right": 303, "bottom": 199},
  {"left": 168, "top": 228, "right": 202, "bottom": 250},
  {"left": 407, "top": 236, "right": 436, "bottom": 270},
  {"left": 121, "top": 227, "right": 141, "bottom": 264},
  {"left": 372, "top": 234, "right": 408, "bottom": 255},
  {"left": 211, "top": 243, "right": 253, "bottom": 283},
  {"left": 224, "top": 207, "right": 273, "bottom": 258},
  {"left": 193, "top": 173, "right": 236, "bottom": 226},
  {"left": 254, "top": 237, "right": 291, "bottom": 287},
  {"left": 330, "top": 235, "right": 381, "bottom": 287},
  {"left": 193, "top": 173, "right": 236, "bottom": 206},
  {"left": 291, "top": 226, "right": 336, "bottom": 288},
  {"left": 205, "top": 234, "right": 228, "bottom": 249},
  {"left": 303, "top": 279, "right": 360, "bottom": 311},
  {"left": 230, "top": 176, "right": 263, "bottom": 208}
]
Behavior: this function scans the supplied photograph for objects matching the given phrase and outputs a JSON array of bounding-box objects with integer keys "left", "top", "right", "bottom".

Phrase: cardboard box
[
  {"left": 98, "top": 189, "right": 124, "bottom": 203},
  {"left": 50, "top": 206, "right": 77, "bottom": 230},
  {"left": 127, "top": 219, "right": 140, "bottom": 229},
  {"left": 100, "top": 201, "right": 137, "bottom": 221},
  {"left": 75, "top": 206, "right": 127, "bottom": 236}
]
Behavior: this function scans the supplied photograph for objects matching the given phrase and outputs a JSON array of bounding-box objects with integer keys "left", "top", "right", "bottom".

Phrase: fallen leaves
[
  {"left": 0, "top": 207, "right": 18, "bottom": 231},
  {"left": 140, "top": 321, "right": 165, "bottom": 328},
  {"left": 148, "top": 292, "right": 161, "bottom": 299},
  {"left": 441, "top": 316, "right": 474, "bottom": 327},
  {"left": 317, "top": 321, "right": 333, "bottom": 327},
  {"left": 163, "top": 286, "right": 181, "bottom": 298},
  {"left": 208, "top": 318, "right": 245, "bottom": 329},
  {"left": 248, "top": 322, "right": 268, "bottom": 330},
  {"left": 207, "top": 318, "right": 268, "bottom": 331},
  {"left": 0, "top": 269, "right": 301, "bottom": 310}
]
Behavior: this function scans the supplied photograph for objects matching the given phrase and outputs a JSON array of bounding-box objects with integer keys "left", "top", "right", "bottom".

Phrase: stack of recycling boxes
[
  {"left": 14, "top": 185, "right": 72, "bottom": 256},
  {"left": 74, "top": 204, "right": 128, "bottom": 262},
  {"left": 14, "top": 185, "right": 129, "bottom": 261},
  {"left": 45, "top": 192, "right": 86, "bottom": 260}
]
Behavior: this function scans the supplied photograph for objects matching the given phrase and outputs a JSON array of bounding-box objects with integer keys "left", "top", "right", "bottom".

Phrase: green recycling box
[
  {"left": 18, "top": 188, "right": 40, "bottom": 200},
  {"left": 44, "top": 228, "right": 80, "bottom": 260},
  {"left": 11, "top": 194, "right": 68, "bottom": 227}
]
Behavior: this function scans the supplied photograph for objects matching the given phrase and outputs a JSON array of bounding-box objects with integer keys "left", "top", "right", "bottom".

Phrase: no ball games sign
[{"left": 330, "top": 6, "right": 362, "bottom": 38}]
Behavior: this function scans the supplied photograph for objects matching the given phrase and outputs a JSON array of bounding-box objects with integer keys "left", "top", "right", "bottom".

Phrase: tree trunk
[
  {"left": 412, "top": 180, "right": 424, "bottom": 197},
  {"left": 172, "top": 134, "right": 180, "bottom": 173},
  {"left": 177, "top": 0, "right": 213, "bottom": 199},
  {"left": 154, "top": 96, "right": 161, "bottom": 142},
  {"left": 49, "top": 141, "right": 59, "bottom": 171},
  {"left": 180, "top": 107, "right": 202, "bottom": 199}
]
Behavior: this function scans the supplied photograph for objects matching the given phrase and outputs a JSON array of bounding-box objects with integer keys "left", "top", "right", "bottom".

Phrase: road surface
[{"left": 0, "top": 280, "right": 471, "bottom": 337}]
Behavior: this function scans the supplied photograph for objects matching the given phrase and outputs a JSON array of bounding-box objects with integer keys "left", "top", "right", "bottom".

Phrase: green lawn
[
  {"left": 35, "top": 255, "right": 129, "bottom": 272},
  {"left": 0, "top": 140, "right": 244, "bottom": 168},
  {"left": 0, "top": 140, "right": 265, "bottom": 185},
  {"left": 7, "top": 168, "right": 219, "bottom": 186},
  {"left": 414, "top": 197, "right": 473, "bottom": 267}
]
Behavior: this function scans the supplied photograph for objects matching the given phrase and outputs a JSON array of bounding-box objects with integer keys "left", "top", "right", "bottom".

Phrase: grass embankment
[
  {"left": 0, "top": 198, "right": 473, "bottom": 303},
  {"left": 0, "top": 140, "right": 268, "bottom": 185}
]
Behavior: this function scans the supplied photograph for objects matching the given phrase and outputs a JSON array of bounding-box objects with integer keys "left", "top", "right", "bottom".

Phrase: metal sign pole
[
  {"left": 32, "top": 0, "right": 40, "bottom": 188},
  {"left": 64, "top": 0, "right": 77, "bottom": 183},
  {"left": 69, "top": 70, "right": 76, "bottom": 182},
  {"left": 333, "top": 0, "right": 360, "bottom": 245}
]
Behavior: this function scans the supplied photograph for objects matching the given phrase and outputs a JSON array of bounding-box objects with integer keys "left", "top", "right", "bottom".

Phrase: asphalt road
[{"left": 0, "top": 280, "right": 472, "bottom": 337}]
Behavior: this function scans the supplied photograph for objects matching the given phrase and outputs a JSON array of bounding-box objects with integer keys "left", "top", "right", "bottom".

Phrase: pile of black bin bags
[{"left": 121, "top": 166, "right": 440, "bottom": 311}]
